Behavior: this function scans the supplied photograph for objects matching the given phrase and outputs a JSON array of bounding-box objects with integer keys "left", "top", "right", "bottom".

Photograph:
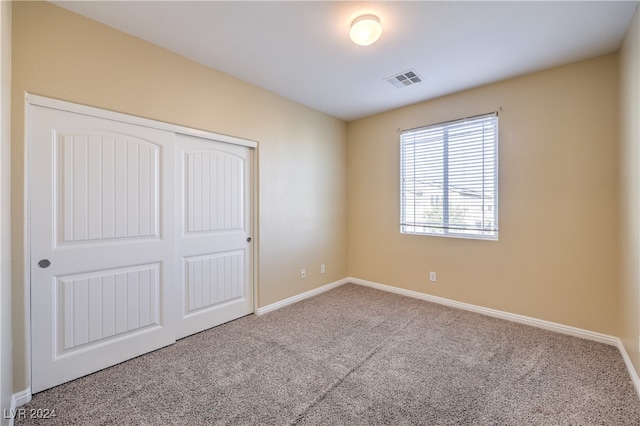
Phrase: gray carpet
[{"left": 16, "top": 284, "right": 640, "bottom": 425}]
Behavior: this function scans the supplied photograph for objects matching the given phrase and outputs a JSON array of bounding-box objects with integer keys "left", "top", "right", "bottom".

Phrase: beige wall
[
  {"left": 619, "top": 5, "right": 640, "bottom": 375},
  {"left": 1, "top": 1, "right": 12, "bottom": 422},
  {"left": 9, "top": 0, "right": 637, "bottom": 398},
  {"left": 11, "top": 2, "right": 347, "bottom": 392},
  {"left": 348, "top": 54, "right": 619, "bottom": 335}
]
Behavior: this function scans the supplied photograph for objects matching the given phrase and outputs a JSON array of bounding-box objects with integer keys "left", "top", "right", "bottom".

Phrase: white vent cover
[{"left": 385, "top": 70, "right": 423, "bottom": 88}]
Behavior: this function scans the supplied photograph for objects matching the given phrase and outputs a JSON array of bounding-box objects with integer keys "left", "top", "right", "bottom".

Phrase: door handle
[
  {"left": 38, "top": 259, "right": 51, "bottom": 268},
  {"left": 246, "top": 237, "right": 252, "bottom": 243}
]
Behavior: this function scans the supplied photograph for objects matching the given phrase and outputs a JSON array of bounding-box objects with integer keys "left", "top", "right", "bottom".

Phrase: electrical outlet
[
  {"left": 301, "top": 269, "right": 306, "bottom": 279},
  {"left": 321, "top": 264, "right": 326, "bottom": 274},
  {"left": 429, "top": 272, "right": 437, "bottom": 282}
]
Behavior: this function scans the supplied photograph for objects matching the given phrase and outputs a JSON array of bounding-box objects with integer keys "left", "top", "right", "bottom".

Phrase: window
[{"left": 400, "top": 112, "right": 498, "bottom": 240}]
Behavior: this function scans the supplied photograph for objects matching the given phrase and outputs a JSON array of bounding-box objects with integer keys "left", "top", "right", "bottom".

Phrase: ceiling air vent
[{"left": 385, "top": 70, "right": 423, "bottom": 89}]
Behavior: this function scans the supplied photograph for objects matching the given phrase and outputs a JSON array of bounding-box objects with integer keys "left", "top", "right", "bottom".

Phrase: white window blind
[{"left": 400, "top": 112, "right": 498, "bottom": 240}]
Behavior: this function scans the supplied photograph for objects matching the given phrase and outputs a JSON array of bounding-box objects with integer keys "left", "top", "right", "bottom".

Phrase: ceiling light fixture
[{"left": 349, "top": 14, "right": 382, "bottom": 46}]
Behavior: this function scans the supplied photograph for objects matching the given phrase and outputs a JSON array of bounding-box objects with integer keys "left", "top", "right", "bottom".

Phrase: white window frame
[{"left": 400, "top": 112, "right": 499, "bottom": 240}]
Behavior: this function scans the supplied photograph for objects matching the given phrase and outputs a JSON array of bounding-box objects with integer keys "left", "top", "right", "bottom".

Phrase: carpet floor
[{"left": 16, "top": 283, "right": 640, "bottom": 425}]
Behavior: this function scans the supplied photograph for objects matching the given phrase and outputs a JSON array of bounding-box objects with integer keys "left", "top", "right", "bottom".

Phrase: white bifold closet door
[{"left": 29, "top": 103, "right": 253, "bottom": 393}]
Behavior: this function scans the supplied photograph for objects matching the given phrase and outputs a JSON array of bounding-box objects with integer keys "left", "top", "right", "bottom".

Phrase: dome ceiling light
[{"left": 349, "top": 14, "right": 382, "bottom": 46}]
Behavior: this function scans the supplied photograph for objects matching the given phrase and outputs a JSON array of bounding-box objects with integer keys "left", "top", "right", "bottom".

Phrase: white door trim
[
  {"left": 24, "top": 93, "right": 258, "bottom": 392},
  {"left": 25, "top": 94, "right": 258, "bottom": 149}
]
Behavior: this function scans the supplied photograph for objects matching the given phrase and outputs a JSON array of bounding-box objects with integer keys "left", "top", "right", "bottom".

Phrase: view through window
[{"left": 400, "top": 112, "right": 498, "bottom": 240}]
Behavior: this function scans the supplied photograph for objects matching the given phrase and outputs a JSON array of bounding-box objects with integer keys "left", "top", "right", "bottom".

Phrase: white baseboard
[
  {"left": 349, "top": 277, "right": 618, "bottom": 345},
  {"left": 348, "top": 277, "right": 640, "bottom": 399},
  {"left": 12, "top": 389, "right": 30, "bottom": 408},
  {"left": 6, "top": 389, "right": 31, "bottom": 426},
  {"left": 616, "top": 339, "right": 640, "bottom": 399},
  {"left": 257, "top": 276, "right": 640, "bottom": 399},
  {"left": 256, "top": 278, "right": 350, "bottom": 315}
]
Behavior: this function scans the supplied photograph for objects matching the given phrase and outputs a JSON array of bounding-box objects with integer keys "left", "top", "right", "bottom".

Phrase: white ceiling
[{"left": 52, "top": 1, "right": 638, "bottom": 122}]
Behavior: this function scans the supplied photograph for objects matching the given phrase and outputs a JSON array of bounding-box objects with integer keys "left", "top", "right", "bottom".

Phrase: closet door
[
  {"left": 30, "top": 105, "right": 176, "bottom": 393},
  {"left": 175, "top": 133, "right": 253, "bottom": 339}
]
